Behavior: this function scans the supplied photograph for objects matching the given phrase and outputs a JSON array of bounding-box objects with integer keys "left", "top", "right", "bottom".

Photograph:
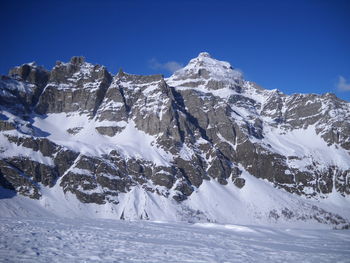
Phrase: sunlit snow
[{"left": 0, "top": 217, "right": 349, "bottom": 263}]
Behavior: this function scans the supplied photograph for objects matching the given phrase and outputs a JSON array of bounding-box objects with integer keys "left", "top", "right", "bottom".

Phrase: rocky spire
[{"left": 70, "top": 56, "right": 85, "bottom": 65}]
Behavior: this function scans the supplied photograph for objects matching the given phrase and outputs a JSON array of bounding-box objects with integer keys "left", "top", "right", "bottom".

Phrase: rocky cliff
[{"left": 1, "top": 53, "right": 349, "bottom": 228}]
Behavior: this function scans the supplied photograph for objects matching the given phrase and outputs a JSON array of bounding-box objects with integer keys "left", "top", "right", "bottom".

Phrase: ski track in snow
[{"left": 0, "top": 217, "right": 350, "bottom": 263}]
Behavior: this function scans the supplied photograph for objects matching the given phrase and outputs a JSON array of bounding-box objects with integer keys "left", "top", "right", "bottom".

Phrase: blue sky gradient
[{"left": 1, "top": 0, "right": 350, "bottom": 100}]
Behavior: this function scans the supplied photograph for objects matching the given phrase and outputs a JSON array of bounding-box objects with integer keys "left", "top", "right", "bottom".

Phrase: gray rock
[
  {"left": 35, "top": 57, "right": 112, "bottom": 116},
  {"left": 95, "top": 126, "right": 124, "bottom": 137},
  {"left": 5, "top": 157, "right": 58, "bottom": 187},
  {"left": 0, "top": 159, "right": 41, "bottom": 199},
  {"left": 233, "top": 177, "right": 245, "bottom": 188},
  {"left": 0, "top": 120, "right": 16, "bottom": 131}
]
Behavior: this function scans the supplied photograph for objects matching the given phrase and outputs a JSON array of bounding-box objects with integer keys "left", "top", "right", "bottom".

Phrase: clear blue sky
[{"left": 1, "top": 0, "right": 350, "bottom": 101}]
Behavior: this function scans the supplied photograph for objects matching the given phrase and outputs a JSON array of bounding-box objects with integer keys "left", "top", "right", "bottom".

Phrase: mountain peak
[
  {"left": 170, "top": 52, "right": 242, "bottom": 82},
  {"left": 197, "top": 52, "right": 211, "bottom": 58},
  {"left": 70, "top": 56, "right": 86, "bottom": 65}
]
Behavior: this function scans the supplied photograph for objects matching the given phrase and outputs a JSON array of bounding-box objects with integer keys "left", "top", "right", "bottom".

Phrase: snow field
[{"left": 0, "top": 217, "right": 349, "bottom": 263}]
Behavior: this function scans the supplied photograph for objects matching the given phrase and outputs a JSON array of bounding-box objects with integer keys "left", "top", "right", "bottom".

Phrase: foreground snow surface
[{"left": 1, "top": 217, "right": 349, "bottom": 263}]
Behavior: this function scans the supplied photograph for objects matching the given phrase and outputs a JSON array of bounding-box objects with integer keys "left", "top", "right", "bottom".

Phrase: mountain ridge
[{"left": 1, "top": 53, "right": 349, "bottom": 228}]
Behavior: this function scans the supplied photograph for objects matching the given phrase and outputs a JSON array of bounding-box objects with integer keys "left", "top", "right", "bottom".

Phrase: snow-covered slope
[
  {"left": 1, "top": 168, "right": 349, "bottom": 229},
  {"left": 0, "top": 53, "right": 350, "bottom": 228}
]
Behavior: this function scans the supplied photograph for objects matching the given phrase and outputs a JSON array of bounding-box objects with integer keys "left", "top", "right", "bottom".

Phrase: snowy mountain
[{"left": 1, "top": 53, "right": 350, "bottom": 228}]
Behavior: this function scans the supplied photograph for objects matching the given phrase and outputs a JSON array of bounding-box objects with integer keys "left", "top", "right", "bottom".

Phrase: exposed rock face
[
  {"left": 1, "top": 62, "right": 49, "bottom": 114},
  {"left": 0, "top": 53, "right": 349, "bottom": 227},
  {"left": 35, "top": 57, "right": 112, "bottom": 116}
]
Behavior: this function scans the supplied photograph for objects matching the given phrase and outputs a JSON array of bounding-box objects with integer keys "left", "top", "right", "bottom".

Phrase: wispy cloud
[
  {"left": 149, "top": 58, "right": 183, "bottom": 74},
  {"left": 337, "top": 76, "right": 350, "bottom": 91}
]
